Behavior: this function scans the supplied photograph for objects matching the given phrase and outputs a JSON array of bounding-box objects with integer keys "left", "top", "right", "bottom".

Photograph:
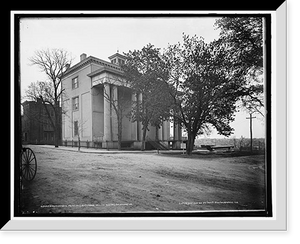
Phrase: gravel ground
[{"left": 19, "top": 145, "right": 266, "bottom": 215}]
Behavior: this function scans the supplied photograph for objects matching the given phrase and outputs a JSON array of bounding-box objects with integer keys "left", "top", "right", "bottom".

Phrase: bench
[{"left": 201, "top": 145, "right": 234, "bottom": 152}]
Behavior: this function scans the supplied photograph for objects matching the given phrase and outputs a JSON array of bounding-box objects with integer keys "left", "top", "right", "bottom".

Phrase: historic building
[
  {"left": 22, "top": 99, "right": 62, "bottom": 145},
  {"left": 61, "top": 53, "right": 182, "bottom": 149}
]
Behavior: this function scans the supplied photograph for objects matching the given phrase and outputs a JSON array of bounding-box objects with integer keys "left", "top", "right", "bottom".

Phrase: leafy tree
[
  {"left": 164, "top": 34, "right": 243, "bottom": 155},
  {"left": 122, "top": 44, "right": 172, "bottom": 150},
  {"left": 214, "top": 17, "right": 264, "bottom": 116},
  {"left": 214, "top": 17, "right": 263, "bottom": 72}
]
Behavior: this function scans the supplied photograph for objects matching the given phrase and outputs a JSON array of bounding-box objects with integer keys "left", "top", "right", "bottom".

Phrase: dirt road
[{"left": 19, "top": 145, "right": 266, "bottom": 214}]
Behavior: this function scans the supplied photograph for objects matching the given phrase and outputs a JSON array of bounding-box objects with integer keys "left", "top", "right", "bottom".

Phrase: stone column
[
  {"left": 111, "top": 85, "right": 118, "bottom": 142},
  {"left": 178, "top": 124, "right": 182, "bottom": 141},
  {"left": 131, "top": 92, "right": 137, "bottom": 141},
  {"left": 173, "top": 118, "right": 182, "bottom": 149},
  {"left": 138, "top": 93, "right": 143, "bottom": 141},
  {"left": 158, "top": 125, "right": 163, "bottom": 141},
  {"left": 103, "top": 83, "right": 111, "bottom": 143},
  {"left": 176, "top": 123, "right": 182, "bottom": 140},
  {"left": 162, "top": 120, "right": 170, "bottom": 141},
  {"left": 174, "top": 122, "right": 178, "bottom": 140}
]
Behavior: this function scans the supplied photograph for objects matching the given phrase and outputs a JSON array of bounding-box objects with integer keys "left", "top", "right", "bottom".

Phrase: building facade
[
  {"left": 61, "top": 53, "right": 182, "bottom": 149},
  {"left": 22, "top": 99, "right": 62, "bottom": 145}
]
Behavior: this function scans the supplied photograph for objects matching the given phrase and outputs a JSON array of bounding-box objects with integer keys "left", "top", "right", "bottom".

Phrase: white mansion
[{"left": 61, "top": 53, "right": 183, "bottom": 149}]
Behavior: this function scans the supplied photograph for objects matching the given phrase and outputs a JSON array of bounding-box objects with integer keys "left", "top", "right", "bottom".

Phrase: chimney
[{"left": 80, "top": 53, "right": 87, "bottom": 61}]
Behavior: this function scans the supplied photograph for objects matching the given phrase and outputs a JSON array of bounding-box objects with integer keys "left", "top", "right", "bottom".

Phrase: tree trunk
[
  {"left": 78, "top": 135, "right": 80, "bottom": 151},
  {"left": 249, "top": 113, "right": 253, "bottom": 152},
  {"left": 54, "top": 124, "right": 59, "bottom": 147},
  {"left": 117, "top": 119, "right": 122, "bottom": 150},
  {"left": 141, "top": 126, "right": 147, "bottom": 151},
  {"left": 186, "top": 132, "right": 196, "bottom": 155},
  {"left": 54, "top": 105, "right": 60, "bottom": 148}
]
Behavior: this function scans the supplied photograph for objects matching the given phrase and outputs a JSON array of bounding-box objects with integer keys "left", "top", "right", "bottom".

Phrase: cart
[{"left": 20, "top": 147, "right": 37, "bottom": 181}]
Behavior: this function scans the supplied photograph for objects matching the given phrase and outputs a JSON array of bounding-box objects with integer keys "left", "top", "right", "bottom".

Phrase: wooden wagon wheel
[{"left": 21, "top": 148, "right": 37, "bottom": 181}]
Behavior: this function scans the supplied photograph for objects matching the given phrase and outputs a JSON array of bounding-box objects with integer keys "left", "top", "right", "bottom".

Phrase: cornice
[
  {"left": 87, "top": 66, "right": 124, "bottom": 78},
  {"left": 108, "top": 53, "right": 126, "bottom": 60},
  {"left": 61, "top": 56, "right": 123, "bottom": 79}
]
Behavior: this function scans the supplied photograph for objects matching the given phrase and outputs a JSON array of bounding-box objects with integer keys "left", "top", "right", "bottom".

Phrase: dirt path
[{"left": 19, "top": 145, "right": 266, "bottom": 214}]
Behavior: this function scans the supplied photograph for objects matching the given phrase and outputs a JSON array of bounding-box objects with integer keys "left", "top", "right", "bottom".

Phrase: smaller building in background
[{"left": 21, "top": 99, "right": 62, "bottom": 145}]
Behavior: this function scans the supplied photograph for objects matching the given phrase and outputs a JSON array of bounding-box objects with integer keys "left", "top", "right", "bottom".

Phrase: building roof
[
  {"left": 22, "top": 99, "right": 43, "bottom": 105},
  {"left": 61, "top": 55, "right": 123, "bottom": 79},
  {"left": 87, "top": 66, "right": 124, "bottom": 78},
  {"left": 108, "top": 52, "right": 126, "bottom": 61}
]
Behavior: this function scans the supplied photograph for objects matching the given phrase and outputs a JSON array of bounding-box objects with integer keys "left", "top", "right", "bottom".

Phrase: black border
[
  {"left": 7, "top": 0, "right": 284, "bottom": 11},
  {"left": 11, "top": 12, "right": 272, "bottom": 220},
  {"left": 14, "top": 13, "right": 22, "bottom": 218},
  {"left": 265, "top": 15, "right": 273, "bottom": 217}
]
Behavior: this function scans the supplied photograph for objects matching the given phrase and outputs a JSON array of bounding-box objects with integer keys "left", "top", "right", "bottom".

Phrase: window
[
  {"left": 72, "top": 96, "right": 79, "bottom": 111},
  {"left": 119, "top": 59, "right": 125, "bottom": 65},
  {"left": 72, "top": 77, "right": 79, "bottom": 89},
  {"left": 74, "top": 121, "right": 79, "bottom": 136}
]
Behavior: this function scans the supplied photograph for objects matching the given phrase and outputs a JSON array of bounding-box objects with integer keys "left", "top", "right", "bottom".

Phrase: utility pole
[{"left": 246, "top": 112, "right": 256, "bottom": 152}]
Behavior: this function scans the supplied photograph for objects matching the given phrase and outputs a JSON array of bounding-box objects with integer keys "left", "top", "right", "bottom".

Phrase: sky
[{"left": 19, "top": 16, "right": 265, "bottom": 139}]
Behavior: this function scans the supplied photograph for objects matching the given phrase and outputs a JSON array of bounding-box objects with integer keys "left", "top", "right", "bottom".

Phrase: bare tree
[
  {"left": 27, "top": 49, "right": 73, "bottom": 147},
  {"left": 24, "top": 81, "right": 58, "bottom": 143},
  {"left": 69, "top": 117, "right": 88, "bottom": 151}
]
